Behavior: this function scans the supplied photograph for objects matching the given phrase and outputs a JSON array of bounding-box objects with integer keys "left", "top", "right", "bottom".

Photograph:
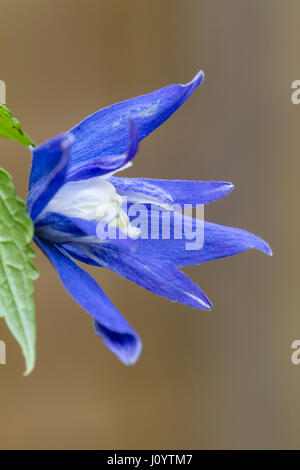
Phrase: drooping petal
[
  {"left": 66, "top": 119, "right": 139, "bottom": 182},
  {"left": 35, "top": 237, "right": 142, "bottom": 365},
  {"left": 66, "top": 243, "right": 212, "bottom": 310},
  {"left": 126, "top": 210, "right": 272, "bottom": 267},
  {"left": 110, "top": 177, "right": 234, "bottom": 207},
  {"left": 27, "top": 134, "right": 74, "bottom": 221},
  {"left": 67, "top": 71, "right": 204, "bottom": 176}
]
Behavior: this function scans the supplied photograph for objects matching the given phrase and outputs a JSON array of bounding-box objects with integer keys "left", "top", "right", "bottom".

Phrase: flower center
[{"left": 41, "top": 176, "right": 140, "bottom": 239}]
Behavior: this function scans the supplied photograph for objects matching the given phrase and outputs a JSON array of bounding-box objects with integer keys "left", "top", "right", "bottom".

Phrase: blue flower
[{"left": 26, "top": 71, "right": 271, "bottom": 365}]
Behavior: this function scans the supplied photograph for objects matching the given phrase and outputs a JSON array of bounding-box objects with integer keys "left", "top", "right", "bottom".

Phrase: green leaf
[
  {"left": 0, "top": 104, "right": 35, "bottom": 147},
  {"left": 0, "top": 168, "right": 39, "bottom": 375}
]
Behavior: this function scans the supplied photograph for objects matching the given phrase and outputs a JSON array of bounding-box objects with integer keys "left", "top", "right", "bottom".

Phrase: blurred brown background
[{"left": 0, "top": 0, "right": 298, "bottom": 449}]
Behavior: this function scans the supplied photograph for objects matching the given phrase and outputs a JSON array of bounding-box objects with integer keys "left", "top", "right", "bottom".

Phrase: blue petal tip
[
  {"left": 185, "top": 70, "right": 205, "bottom": 88},
  {"left": 180, "top": 70, "right": 205, "bottom": 101},
  {"left": 224, "top": 182, "right": 234, "bottom": 195},
  {"left": 124, "top": 338, "right": 143, "bottom": 366},
  {"left": 205, "top": 297, "right": 213, "bottom": 310},
  {"left": 95, "top": 321, "right": 143, "bottom": 366},
  {"left": 192, "top": 291, "right": 213, "bottom": 310},
  {"left": 264, "top": 243, "right": 273, "bottom": 257},
  {"left": 254, "top": 236, "right": 273, "bottom": 257}
]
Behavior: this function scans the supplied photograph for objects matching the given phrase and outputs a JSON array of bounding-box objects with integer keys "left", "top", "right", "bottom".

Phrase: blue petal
[
  {"left": 127, "top": 210, "right": 272, "bottom": 267},
  {"left": 35, "top": 212, "right": 98, "bottom": 239},
  {"left": 66, "top": 119, "right": 139, "bottom": 182},
  {"left": 61, "top": 242, "right": 100, "bottom": 266},
  {"left": 27, "top": 134, "right": 73, "bottom": 221},
  {"left": 110, "top": 177, "right": 234, "bottom": 206},
  {"left": 67, "top": 71, "right": 204, "bottom": 176},
  {"left": 65, "top": 243, "right": 212, "bottom": 310},
  {"left": 35, "top": 237, "right": 142, "bottom": 365},
  {"left": 35, "top": 211, "right": 137, "bottom": 251}
]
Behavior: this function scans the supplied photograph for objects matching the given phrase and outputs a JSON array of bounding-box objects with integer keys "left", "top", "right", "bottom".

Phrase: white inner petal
[{"left": 41, "top": 176, "right": 140, "bottom": 239}]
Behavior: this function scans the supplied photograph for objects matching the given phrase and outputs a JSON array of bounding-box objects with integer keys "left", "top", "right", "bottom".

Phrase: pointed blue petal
[
  {"left": 35, "top": 237, "right": 142, "bottom": 365},
  {"left": 129, "top": 211, "right": 272, "bottom": 267},
  {"left": 27, "top": 134, "right": 73, "bottom": 221},
  {"left": 67, "top": 71, "right": 204, "bottom": 175},
  {"left": 110, "top": 177, "right": 234, "bottom": 206},
  {"left": 70, "top": 243, "right": 212, "bottom": 310}
]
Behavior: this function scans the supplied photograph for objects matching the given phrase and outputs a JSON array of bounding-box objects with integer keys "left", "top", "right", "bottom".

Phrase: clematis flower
[{"left": 26, "top": 71, "right": 271, "bottom": 365}]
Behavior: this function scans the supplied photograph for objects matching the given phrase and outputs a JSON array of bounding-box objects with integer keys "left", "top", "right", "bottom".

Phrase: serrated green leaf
[
  {"left": 0, "top": 105, "right": 35, "bottom": 147},
  {"left": 0, "top": 168, "right": 39, "bottom": 375}
]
